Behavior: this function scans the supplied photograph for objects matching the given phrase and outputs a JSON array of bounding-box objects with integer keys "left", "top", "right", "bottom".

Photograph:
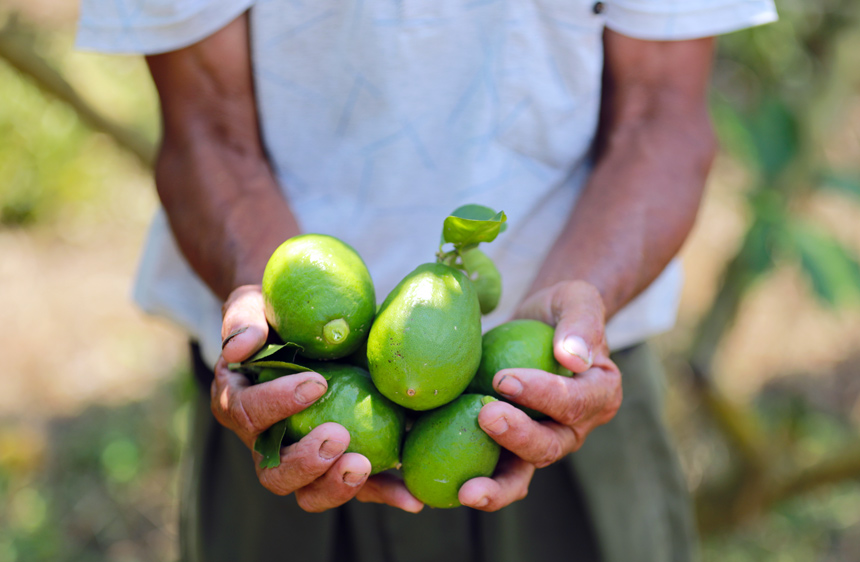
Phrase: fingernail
[
  {"left": 474, "top": 496, "right": 490, "bottom": 508},
  {"left": 222, "top": 326, "right": 249, "bottom": 349},
  {"left": 563, "top": 336, "right": 592, "bottom": 367},
  {"left": 343, "top": 471, "right": 368, "bottom": 487},
  {"left": 319, "top": 440, "right": 347, "bottom": 460},
  {"left": 496, "top": 375, "right": 523, "bottom": 397},
  {"left": 296, "top": 380, "right": 327, "bottom": 404},
  {"left": 483, "top": 415, "right": 508, "bottom": 435}
]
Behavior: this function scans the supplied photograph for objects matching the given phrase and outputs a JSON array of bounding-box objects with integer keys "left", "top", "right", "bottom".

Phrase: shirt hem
[
  {"left": 75, "top": 0, "right": 254, "bottom": 55},
  {"left": 605, "top": 2, "right": 778, "bottom": 41}
]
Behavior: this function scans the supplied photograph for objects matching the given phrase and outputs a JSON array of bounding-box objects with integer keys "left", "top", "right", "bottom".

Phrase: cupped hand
[
  {"left": 216, "top": 285, "right": 423, "bottom": 513},
  {"left": 460, "top": 280, "right": 623, "bottom": 511}
]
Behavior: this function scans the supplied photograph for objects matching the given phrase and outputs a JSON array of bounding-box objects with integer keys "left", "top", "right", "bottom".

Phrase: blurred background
[{"left": 1, "top": 0, "right": 859, "bottom": 560}]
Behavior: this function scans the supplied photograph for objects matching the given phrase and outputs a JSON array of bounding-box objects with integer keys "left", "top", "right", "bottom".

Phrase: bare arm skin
[
  {"left": 147, "top": 14, "right": 296, "bottom": 300},
  {"left": 148, "top": 13, "right": 713, "bottom": 513},
  {"left": 529, "top": 29, "right": 717, "bottom": 316},
  {"left": 461, "top": 29, "right": 718, "bottom": 511},
  {"left": 147, "top": 13, "right": 422, "bottom": 514}
]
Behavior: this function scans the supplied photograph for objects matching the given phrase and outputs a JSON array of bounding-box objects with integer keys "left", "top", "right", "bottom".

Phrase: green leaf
[
  {"left": 712, "top": 96, "right": 799, "bottom": 183},
  {"left": 254, "top": 419, "right": 288, "bottom": 469},
  {"left": 228, "top": 342, "right": 309, "bottom": 383},
  {"left": 243, "top": 344, "right": 315, "bottom": 467},
  {"left": 711, "top": 97, "right": 758, "bottom": 171},
  {"left": 459, "top": 247, "right": 502, "bottom": 315},
  {"left": 788, "top": 222, "right": 860, "bottom": 307},
  {"left": 246, "top": 342, "right": 303, "bottom": 364},
  {"left": 736, "top": 219, "right": 777, "bottom": 279},
  {"left": 448, "top": 204, "right": 499, "bottom": 221},
  {"left": 747, "top": 97, "right": 800, "bottom": 182},
  {"left": 442, "top": 205, "right": 507, "bottom": 247},
  {"left": 254, "top": 364, "right": 313, "bottom": 384},
  {"left": 734, "top": 191, "right": 788, "bottom": 281},
  {"left": 819, "top": 171, "right": 860, "bottom": 200}
]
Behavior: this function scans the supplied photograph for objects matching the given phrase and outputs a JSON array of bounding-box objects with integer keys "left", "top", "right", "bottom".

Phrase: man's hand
[
  {"left": 459, "top": 29, "right": 716, "bottom": 511},
  {"left": 218, "top": 285, "right": 424, "bottom": 513},
  {"left": 146, "top": 14, "right": 422, "bottom": 513},
  {"left": 459, "top": 281, "right": 622, "bottom": 511}
]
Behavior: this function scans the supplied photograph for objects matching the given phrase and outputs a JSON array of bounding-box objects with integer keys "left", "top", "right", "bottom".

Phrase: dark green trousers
[{"left": 181, "top": 344, "right": 696, "bottom": 562}]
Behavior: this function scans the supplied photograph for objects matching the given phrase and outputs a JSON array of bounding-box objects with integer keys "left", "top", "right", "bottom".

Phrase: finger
[
  {"left": 492, "top": 365, "right": 621, "bottom": 431},
  {"left": 221, "top": 285, "right": 269, "bottom": 364},
  {"left": 293, "top": 453, "right": 371, "bottom": 512},
  {"left": 478, "top": 399, "right": 577, "bottom": 467},
  {"left": 212, "top": 358, "right": 327, "bottom": 446},
  {"left": 459, "top": 452, "right": 535, "bottom": 512},
  {"left": 256, "top": 422, "right": 350, "bottom": 496},
  {"left": 549, "top": 282, "right": 606, "bottom": 373},
  {"left": 356, "top": 473, "right": 424, "bottom": 513}
]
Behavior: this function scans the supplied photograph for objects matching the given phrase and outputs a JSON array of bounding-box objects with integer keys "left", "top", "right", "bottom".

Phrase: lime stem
[{"left": 323, "top": 318, "right": 350, "bottom": 345}]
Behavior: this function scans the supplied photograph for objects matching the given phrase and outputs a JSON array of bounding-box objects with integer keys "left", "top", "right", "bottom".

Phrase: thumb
[
  {"left": 221, "top": 285, "right": 270, "bottom": 364},
  {"left": 548, "top": 282, "right": 606, "bottom": 374}
]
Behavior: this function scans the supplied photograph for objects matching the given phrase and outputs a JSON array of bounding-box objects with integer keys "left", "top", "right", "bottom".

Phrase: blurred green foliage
[
  {"left": 709, "top": 0, "right": 860, "bottom": 311},
  {"left": 685, "top": 0, "right": 860, "bottom": 556},
  {"left": 0, "top": 60, "right": 97, "bottom": 226},
  {"left": 0, "top": 377, "right": 192, "bottom": 562},
  {"left": 1, "top": 0, "right": 860, "bottom": 560},
  {"left": 0, "top": 12, "right": 157, "bottom": 228},
  {"left": 703, "top": 483, "right": 860, "bottom": 562}
]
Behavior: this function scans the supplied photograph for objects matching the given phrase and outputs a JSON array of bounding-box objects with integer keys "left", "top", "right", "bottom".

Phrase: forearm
[
  {"left": 154, "top": 133, "right": 298, "bottom": 300},
  {"left": 146, "top": 14, "right": 299, "bottom": 301},
  {"left": 528, "top": 31, "right": 717, "bottom": 320},
  {"left": 531, "top": 110, "right": 715, "bottom": 319}
]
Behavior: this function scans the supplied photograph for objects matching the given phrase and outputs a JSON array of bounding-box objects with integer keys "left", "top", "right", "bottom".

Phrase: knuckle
[
  {"left": 209, "top": 382, "right": 222, "bottom": 412},
  {"left": 534, "top": 440, "right": 563, "bottom": 468},
  {"left": 508, "top": 427, "right": 534, "bottom": 452},
  {"left": 483, "top": 501, "right": 504, "bottom": 513},
  {"left": 210, "top": 387, "right": 229, "bottom": 426},
  {"left": 594, "top": 383, "right": 623, "bottom": 426},
  {"left": 288, "top": 441, "right": 326, "bottom": 477},
  {"left": 258, "top": 472, "right": 291, "bottom": 497},
  {"left": 209, "top": 395, "right": 220, "bottom": 419},
  {"left": 607, "top": 392, "right": 622, "bottom": 418},
  {"left": 569, "top": 425, "right": 588, "bottom": 453},
  {"left": 572, "top": 280, "right": 603, "bottom": 307},
  {"left": 229, "top": 397, "right": 258, "bottom": 436},
  {"left": 296, "top": 491, "right": 328, "bottom": 513},
  {"left": 516, "top": 484, "right": 529, "bottom": 502},
  {"left": 561, "top": 396, "right": 589, "bottom": 427},
  {"left": 292, "top": 454, "right": 317, "bottom": 478}
]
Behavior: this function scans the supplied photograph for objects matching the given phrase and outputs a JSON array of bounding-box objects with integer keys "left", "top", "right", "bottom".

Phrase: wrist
[{"left": 518, "top": 280, "right": 607, "bottom": 329}]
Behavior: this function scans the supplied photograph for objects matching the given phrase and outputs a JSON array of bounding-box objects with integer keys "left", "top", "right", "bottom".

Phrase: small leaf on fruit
[
  {"left": 254, "top": 364, "right": 312, "bottom": 384},
  {"left": 246, "top": 342, "right": 303, "bottom": 364},
  {"left": 789, "top": 221, "right": 860, "bottom": 307},
  {"left": 450, "top": 204, "right": 499, "bottom": 221},
  {"left": 442, "top": 205, "right": 507, "bottom": 247},
  {"left": 229, "top": 343, "right": 310, "bottom": 383},
  {"left": 255, "top": 419, "right": 288, "bottom": 469}
]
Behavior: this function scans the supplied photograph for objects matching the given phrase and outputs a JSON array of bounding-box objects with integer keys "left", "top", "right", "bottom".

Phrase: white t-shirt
[{"left": 77, "top": 0, "right": 776, "bottom": 368}]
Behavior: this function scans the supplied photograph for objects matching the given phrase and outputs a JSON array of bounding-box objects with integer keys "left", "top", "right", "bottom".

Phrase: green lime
[
  {"left": 401, "top": 394, "right": 501, "bottom": 508},
  {"left": 467, "top": 319, "right": 572, "bottom": 419},
  {"left": 284, "top": 362, "right": 405, "bottom": 474},
  {"left": 460, "top": 248, "right": 501, "bottom": 315},
  {"left": 262, "top": 234, "right": 375, "bottom": 360},
  {"left": 344, "top": 336, "right": 369, "bottom": 370},
  {"left": 368, "top": 262, "right": 482, "bottom": 411}
]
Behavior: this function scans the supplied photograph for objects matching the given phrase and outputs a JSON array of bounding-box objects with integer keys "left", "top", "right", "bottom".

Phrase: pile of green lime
[{"left": 231, "top": 205, "right": 567, "bottom": 508}]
